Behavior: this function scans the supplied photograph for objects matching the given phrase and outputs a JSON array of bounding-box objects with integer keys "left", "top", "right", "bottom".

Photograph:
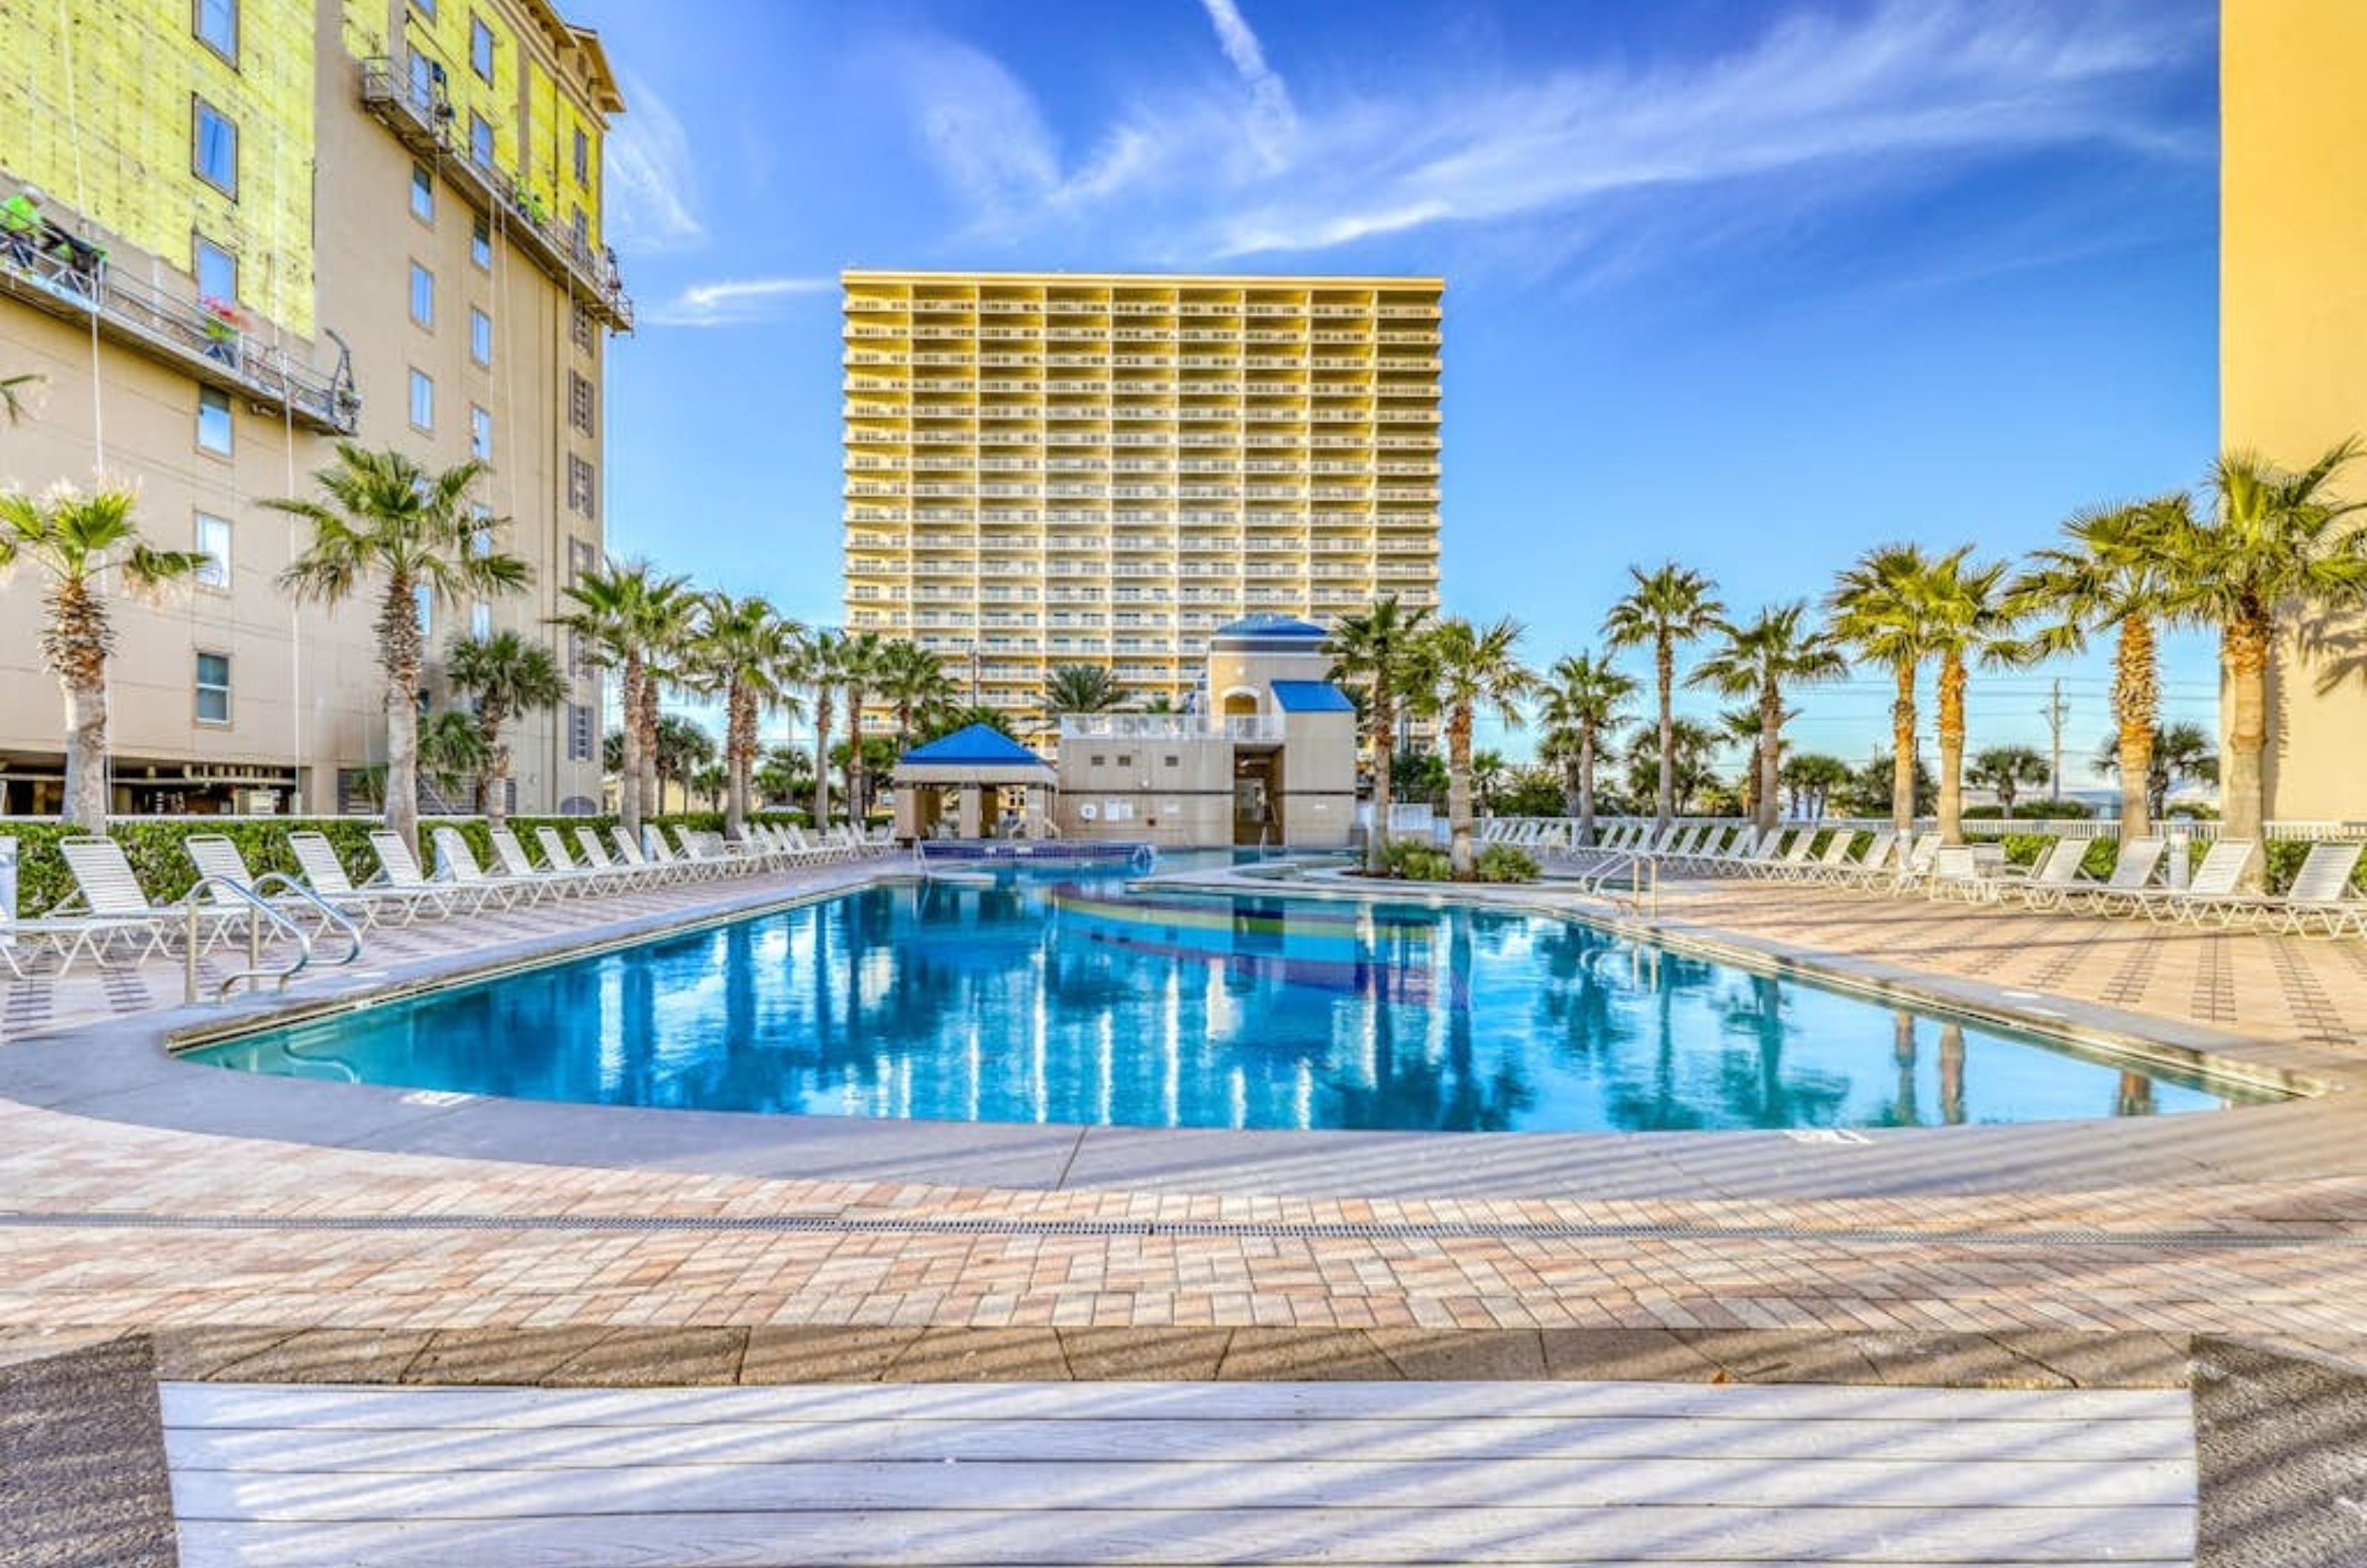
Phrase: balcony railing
[
  {"left": 0, "top": 229, "right": 358, "bottom": 434},
  {"left": 358, "top": 56, "right": 633, "bottom": 331},
  {"left": 1060, "top": 712, "right": 1286, "bottom": 743}
]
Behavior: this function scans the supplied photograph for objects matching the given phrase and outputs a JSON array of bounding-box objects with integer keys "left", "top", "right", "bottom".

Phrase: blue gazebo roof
[{"left": 897, "top": 723, "right": 1050, "bottom": 769}]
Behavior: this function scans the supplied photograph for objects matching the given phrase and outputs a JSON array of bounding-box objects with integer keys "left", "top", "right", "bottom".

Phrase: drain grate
[{"left": 0, "top": 1209, "right": 2356, "bottom": 1250}]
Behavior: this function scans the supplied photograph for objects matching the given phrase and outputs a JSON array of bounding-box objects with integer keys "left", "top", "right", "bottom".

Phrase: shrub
[
  {"left": 1377, "top": 840, "right": 1453, "bottom": 882},
  {"left": 1473, "top": 845, "right": 1542, "bottom": 884}
]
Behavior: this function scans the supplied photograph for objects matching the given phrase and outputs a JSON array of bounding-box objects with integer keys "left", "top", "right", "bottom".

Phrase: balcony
[
  {"left": 1061, "top": 712, "right": 1286, "bottom": 743},
  {"left": 0, "top": 229, "right": 358, "bottom": 434},
  {"left": 359, "top": 56, "right": 633, "bottom": 330}
]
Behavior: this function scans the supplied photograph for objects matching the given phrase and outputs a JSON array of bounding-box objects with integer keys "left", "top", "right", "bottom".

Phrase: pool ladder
[{"left": 182, "top": 874, "right": 365, "bottom": 1004}]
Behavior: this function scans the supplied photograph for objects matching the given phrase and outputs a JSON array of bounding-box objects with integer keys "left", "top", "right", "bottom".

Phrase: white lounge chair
[
  {"left": 536, "top": 826, "right": 641, "bottom": 893},
  {"left": 1752, "top": 828, "right": 1818, "bottom": 880},
  {"left": 373, "top": 830, "right": 493, "bottom": 916},
  {"left": 488, "top": 826, "right": 602, "bottom": 899},
  {"left": 428, "top": 827, "right": 540, "bottom": 910},
  {"left": 2256, "top": 842, "right": 2366, "bottom": 938},
  {"left": 2029, "top": 837, "right": 2166, "bottom": 916},
  {"left": 1807, "top": 829, "right": 1894, "bottom": 886},
  {"left": 287, "top": 831, "right": 448, "bottom": 927},
  {"left": 2127, "top": 840, "right": 2258, "bottom": 926},
  {"left": 55, "top": 837, "right": 240, "bottom": 957}
]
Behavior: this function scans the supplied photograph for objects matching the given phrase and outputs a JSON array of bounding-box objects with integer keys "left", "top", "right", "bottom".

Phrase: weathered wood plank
[
  {"left": 167, "top": 1504, "right": 2195, "bottom": 1566},
  {"left": 164, "top": 1411, "right": 2195, "bottom": 1470},
  {"left": 158, "top": 1379, "right": 2194, "bottom": 1429}
]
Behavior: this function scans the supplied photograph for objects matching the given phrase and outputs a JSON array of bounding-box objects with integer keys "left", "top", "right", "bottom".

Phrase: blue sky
[{"left": 575, "top": 0, "right": 2221, "bottom": 783}]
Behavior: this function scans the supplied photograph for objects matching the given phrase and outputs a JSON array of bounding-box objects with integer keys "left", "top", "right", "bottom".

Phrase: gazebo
[{"left": 891, "top": 723, "right": 1056, "bottom": 842}]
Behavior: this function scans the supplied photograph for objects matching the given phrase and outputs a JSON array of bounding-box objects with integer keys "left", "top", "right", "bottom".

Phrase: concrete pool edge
[{"left": 0, "top": 862, "right": 2363, "bottom": 1200}]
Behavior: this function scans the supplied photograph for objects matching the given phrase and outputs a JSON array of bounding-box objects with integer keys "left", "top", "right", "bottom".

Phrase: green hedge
[{"left": 0, "top": 811, "right": 812, "bottom": 914}]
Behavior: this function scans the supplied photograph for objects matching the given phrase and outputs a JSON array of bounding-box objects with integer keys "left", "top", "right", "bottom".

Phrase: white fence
[{"left": 1483, "top": 814, "right": 2367, "bottom": 844}]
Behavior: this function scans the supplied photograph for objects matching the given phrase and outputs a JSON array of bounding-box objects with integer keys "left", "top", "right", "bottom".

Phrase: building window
[
  {"left": 194, "top": 0, "right": 237, "bottom": 63},
  {"left": 567, "top": 703, "right": 594, "bottom": 761},
  {"left": 570, "top": 300, "right": 594, "bottom": 353},
  {"left": 469, "top": 112, "right": 494, "bottom": 169},
  {"left": 197, "top": 386, "right": 232, "bottom": 454},
  {"left": 192, "top": 98, "right": 237, "bottom": 196},
  {"left": 570, "top": 206, "right": 588, "bottom": 251},
  {"left": 470, "top": 404, "right": 492, "bottom": 461},
  {"left": 470, "top": 601, "right": 492, "bottom": 640},
  {"left": 408, "top": 368, "right": 433, "bottom": 430},
  {"left": 565, "top": 628, "right": 584, "bottom": 678},
  {"left": 567, "top": 370, "right": 594, "bottom": 434},
  {"left": 414, "top": 582, "right": 433, "bottom": 636},
  {"left": 469, "top": 16, "right": 495, "bottom": 81},
  {"left": 470, "top": 306, "right": 492, "bottom": 365},
  {"left": 410, "top": 162, "right": 434, "bottom": 223},
  {"left": 408, "top": 260, "right": 433, "bottom": 327},
  {"left": 195, "top": 513, "right": 232, "bottom": 589},
  {"left": 572, "top": 126, "right": 589, "bottom": 186},
  {"left": 566, "top": 454, "right": 595, "bottom": 518},
  {"left": 470, "top": 213, "right": 491, "bottom": 269},
  {"left": 567, "top": 535, "right": 596, "bottom": 582},
  {"left": 193, "top": 235, "right": 235, "bottom": 308},
  {"left": 195, "top": 653, "right": 231, "bottom": 724}
]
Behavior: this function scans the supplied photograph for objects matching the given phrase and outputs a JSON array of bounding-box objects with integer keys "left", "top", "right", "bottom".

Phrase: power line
[{"left": 2039, "top": 679, "right": 2070, "bottom": 802}]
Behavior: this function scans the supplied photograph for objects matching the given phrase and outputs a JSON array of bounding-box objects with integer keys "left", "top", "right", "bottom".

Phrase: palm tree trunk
[
  {"left": 377, "top": 575, "right": 423, "bottom": 856},
  {"left": 847, "top": 693, "right": 867, "bottom": 828},
  {"left": 1757, "top": 685, "right": 1782, "bottom": 835},
  {"left": 49, "top": 578, "right": 111, "bottom": 833},
  {"left": 811, "top": 694, "right": 833, "bottom": 828},
  {"left": 1447, "top": 706, "right": 1475, "bottom": 879},
  {"left": 1655, "top": 639, "right": 1675, "bottom": 830},
  {"left": 724, "top": 680, "right": 749, "bottom": 840},
  {"left": 2224, "top": 618, "right": 2270, "bottom": 888},
  {"left": 1936, "top": 652, "right": 1967, "bottom": 845},
  {"left": 2113, "top": 617, "right": 2157, "bottom": 841},
  {"left": 1577, "top": 727, "right": 1597, "bottom": 847},
  {"left": 616, "top": 658, "right": 644, "bottom": 834},
  {"left": 1890, "top": 660, "right": 1917, "bottom": 837},
  {"left": 636, "top": 680, "right": 661, "bottom": 825},
  {"left": 1365, "top": 688, "right": 1394, "bottom": 873}
]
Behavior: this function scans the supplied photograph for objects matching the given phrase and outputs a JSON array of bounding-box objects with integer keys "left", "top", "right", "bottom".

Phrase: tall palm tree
[
  {"left": 875, "top": 640, "right": 954, "bottom": 752},
  {"left": 1827, "top": 542, "right": 1948, "bottom": 836},
  {"left": 1780, "top": 753, "right": 1852, "bottom": 820},
  {"left": 416, "top": 709, "right": 492, "bottom": 806},
  {"left": 1602, "top": 564, "right": 1724, "bottom": 831},
  {"left": 272, "top": 445, "right": 527, "bottom": 855},
  {"left": 1421, "top": 616, "right": 1534, "bottom": 879},
  {"left": 553, "top": 559, "right": 692, "bottom": 837},
  {"left": 634, "top": 587, "right": 700, "bottom": 822},
  {"left": 687, "top": 592, "right": 802, "bottom": 839},
  {"left": 1040, "top": 662, "right": 1127, "bottom": 716},
  {"left": 837, "top": 631, "right": 887, "bottom": 824},
  {"left": 1689, "top": 603, "right": 1845, "bottom": 835},
  {"left": 1328, "top": 595, "right": 1434, "bottom": 872},
  {"left": 1966, "top": 745, "right": 2050, "bottom": 815},
  {"left": 800, "top": 629, "right": 845, "bottom": 827},
  {"left": 443, "top": 630, "right": 565, "bottom": 829},
  {"left": 2095, "top": 722, "right": 2218, "bottom": 822},
  {"left": 2009, "top": 496, "right": 2189, "bottom": 838},
  {"left": 0, "top": 483, "right": 205, "bottom": 831},
  {"left": 1919, "top": 552, "right": 2023, "bottom": 844},
  {"left": 1535, "top": 651, "right": 1635, "bottom": 845},
  {"left": 2184, "top": 439, "right": 2367, "bottom": 873}
]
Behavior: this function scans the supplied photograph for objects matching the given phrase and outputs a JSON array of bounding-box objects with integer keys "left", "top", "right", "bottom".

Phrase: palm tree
[
  {"left": 837, "top": 631, "right": 888, "bottom": 825},
  {"left": 634, "top": 587, "right": 700, "bottom": 822},
  {"left": 1536, "top": 652, "right": 1635, "bottom": 845},
  {"left": 754, "top": 744, "right": 812, "bottom": 808},
  {"left": 1602, "top": 564, "right": 1724, "bottom": 831},
  {"left": 874, "top": 640, "right": 955, "bottom": 752},
  {"left": 1919, "top": 551, "right": 2023, "bottom": 844},
  {"left": 0, "top": 483, "right": 205, "bottom": 830},
  {"left": 271, "top": 445, "right": 527, "bottom": 855},
  {"left": 553, "top": 559, "right": 692, "bottom": 837},
  {"left": 2096, "top": 723, "right": 2218, "bottom": 822},
  {"left": 651, "top": 714, "right": 715, "bottom": 812},
  {"left": 2009, "top": 496, "right": 2189, "bottom": 838},
  {"left": 800, "top": 629, "right": 844, "bottom": 827},
  {"left": 687, "top": 593, "right": 801, "bottom": 839},
  {"left": 442, "top": 631, "right": 566, "bottom": 828},
  {"left": 691, "top": 763, "right": 729, "bottom": 812},
  {"left": 1827, "top": 542, "right": 1948, "bottom": 836},
  {"left": 1041, "top": 661, "right": 1127, "bottom": 716},
  {"left": 1780, "top": 753, "right": 1852, "bottom": 820},
  {"left": 416, "top": 709, "right": 491, "bottom": 805},
  {"left": 1328, "top": 595, "right": 1433, "bottom": 872},
  {"left": 1470, "top": 750, "right": 1510, "bottom": 817},
  {"left": 1621, "top": 717, "right": 1722, "bottom": 815},
  {"left": 2184, "top": 439, "right": 2367, "bottom": 873},
  {"left": 1689, "top": 603, "right": 1845, "bottom": 834},
  {"left": 1420, "top": 616, "right": 1533, "bottom": 879},
  {"left": 1966, "top": 745, "right": 2050, "bottom": 815}
]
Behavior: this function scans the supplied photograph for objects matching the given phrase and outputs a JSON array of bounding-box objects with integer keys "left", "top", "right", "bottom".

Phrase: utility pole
[{"left": 2039, "top": 679, "right": 2070, "bottom": 803}]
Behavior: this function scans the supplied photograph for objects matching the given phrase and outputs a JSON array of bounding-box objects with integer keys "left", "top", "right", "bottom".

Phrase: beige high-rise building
[
  {"left": 841, "top": 270, "right": 1443, "bottom": 744},
  {"left": 0, "top": 0, "right": 624, "bottom": 817}
]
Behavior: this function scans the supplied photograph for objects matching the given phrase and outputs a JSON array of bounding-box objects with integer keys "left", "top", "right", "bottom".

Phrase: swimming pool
[{"left": 186, "top": 872, "right": 2276, "bottom": 1134}]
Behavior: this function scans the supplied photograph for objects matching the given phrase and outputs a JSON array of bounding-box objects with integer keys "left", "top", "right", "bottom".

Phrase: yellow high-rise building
[
  {"left": 2221, "top": 0, "right": 2367, "bottom": 822},
  {"left": 841, "top": 270, "right": 1444, "bottom": 742},
  {"left": 0, "top": 0, "right": 625, "bottom": 815}
]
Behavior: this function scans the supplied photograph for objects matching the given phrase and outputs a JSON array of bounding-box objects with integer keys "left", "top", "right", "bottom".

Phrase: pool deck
[{"left": 1, "top": 857, "right": 2366, "bottom": 1372}]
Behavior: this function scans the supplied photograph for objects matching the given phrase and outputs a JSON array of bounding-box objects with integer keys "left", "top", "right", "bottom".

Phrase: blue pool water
[{"left": 187, "top": 871, "right": 2275, "bottom": 1133}]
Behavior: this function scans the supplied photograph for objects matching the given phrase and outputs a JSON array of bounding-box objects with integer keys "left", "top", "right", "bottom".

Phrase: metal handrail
[
  {"left": 180, "top": 874, "right": 361, "bottom": 1004},
  {"left": 251, "top": 872, "right": 366, "bottom": 968}
]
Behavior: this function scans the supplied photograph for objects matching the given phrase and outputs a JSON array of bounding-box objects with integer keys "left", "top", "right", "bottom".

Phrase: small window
[
  {"left": 1164, "top": 754, "right": 1179, "bottom": 768},
  {"left": 408, "top": 368, "right": 433, "bottom": 430},
  {"left": 414, "top": 582, "right": 433, "bottom": 635},
  {"left": 470, "top": 213, "right": 491, "bottom": 269},
  {"left": 567, "top": 369, "right": 594, "bottom": 434},
  {"left": 195, "top": 652, "right": 231, "bottom": 724},
  {"left": 410, "top": 163, "right": 433, "bottom": 223},
  {"left": 565, "top": 453, "right": 595, "bottom": 518},
  {"left": 195, "top": 513, "right": 232, "bottom": 589},
  {"left": 469, "top": 16, "right": 494, "bottom": 81},
  {"left": 470, "top": 404, "right": 492, "bottom": 461},
  {"left": 192, "top": 98, "right": 237, "bottom": 195},
  {"left": 565, "top": 627, "right": 584, "bottom": 677},
  {"left": 408, "top": 260, "right": 433, "bottom": 327},
  {"left": 196, "top": 386, "right": 233, "bottom": 454},
  {"left": 470, "top": 601, "right": 492, "bottom": 639},
  {"left": 570, "top": 300, "right": 594, "bottom": 352},
  {"left": 570, "top": 206, "right": 588, "bottom": 251},
  {"left": 567, "top": 702, "right": 594, "bottom": 761},
  {"left": 194, "top": 0, "right": 237, "bottom": 63},
  {"left": 567, "top": 535, "right": 596, "bottom": 582},
  {"left": 572, "top": 126, "right": 589, "bottom": 186},
  {"left": 1089, "top": 755, "right": 1105, "bottom": 768},
  {"left": 469, "top": 112, "right": 494, "bottom": 168},
  {"left": 470, "top": 306, "right": 492, "bottom": 365},
  {"left": 1115, "top": 753, "right": 1132, "bottom": 768},
  {"left": 193, "top": 235, "right": 235, "bottom": 308}
]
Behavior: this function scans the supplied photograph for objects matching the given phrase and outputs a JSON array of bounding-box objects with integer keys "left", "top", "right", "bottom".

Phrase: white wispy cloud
[
  {"left": 888, "top": 0, "right": 2209, "bottom": 268},
  {"left": 604, "top": 72, "right": 706, "bottom": 252},
  {"left": 642, "top": 275, "right": 833, "bottom": 328}
]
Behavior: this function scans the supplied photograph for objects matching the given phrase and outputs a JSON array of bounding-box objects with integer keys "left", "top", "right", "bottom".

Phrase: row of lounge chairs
[
  {"left": 0, "top": 821, "right": 899, "bottom": 975},
  {"left": 1530, "top": 819, "right": 2367, "bottom": 936}
]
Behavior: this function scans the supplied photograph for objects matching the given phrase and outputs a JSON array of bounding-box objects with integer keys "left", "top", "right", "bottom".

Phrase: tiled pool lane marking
[{"left": 162, "top": 1379, "right": 2198, "bottom": 1567}]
